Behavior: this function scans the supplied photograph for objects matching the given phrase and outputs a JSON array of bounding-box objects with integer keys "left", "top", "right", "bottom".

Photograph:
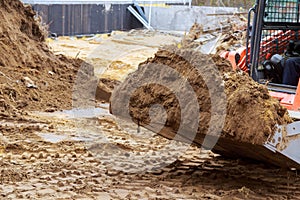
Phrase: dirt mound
[
  {"left": 111, "top": 47, "right": 291, "bottom": 147},
  {"left": 223, "top": 71, "right": 291, "bottom": 143},
  {"left": 0, "top": 0, "right": 93, "bottom": 118}
]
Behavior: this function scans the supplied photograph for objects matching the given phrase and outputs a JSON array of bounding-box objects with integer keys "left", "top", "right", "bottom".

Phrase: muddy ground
[
  {"left": 2, "top": 106, "right": 300, "bottom": 199},
  {"left": 1, "top": 30, "right": 299, "bottom": 200},
  {"left": 1, "top": 1, "right": 300, "bottom": 199}
]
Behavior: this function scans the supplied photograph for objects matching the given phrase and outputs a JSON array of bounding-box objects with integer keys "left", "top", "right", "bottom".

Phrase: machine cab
[{"left": 247, "top": 0, "right": 300, "bottom": 114}]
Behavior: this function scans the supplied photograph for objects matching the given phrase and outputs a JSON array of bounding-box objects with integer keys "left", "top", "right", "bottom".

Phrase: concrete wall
[{"left": 143, "top": 5, "right": 239, "bottom": 32}]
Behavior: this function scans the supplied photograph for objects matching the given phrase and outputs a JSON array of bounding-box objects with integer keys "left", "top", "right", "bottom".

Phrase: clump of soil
[
  {"left": 0, "top": 0, "right": 94, "bottom": 118},
  {"left": 223, "top": 71, "right": 291, "bottom": 143},
  {"left": 216, "top": 30, "right": 247, "bottom": 53},
  {"left": 96, "top": 78, "right": 121, "bottom": 103},
  {"left": 181, "top": 23, "right": 203, "bottom": 48},
  {"left": 182, "top": 17, "right": 247, "bottom": 51},
  {"left": 111, "top": 47, "right": 292, "bottom": 146}
]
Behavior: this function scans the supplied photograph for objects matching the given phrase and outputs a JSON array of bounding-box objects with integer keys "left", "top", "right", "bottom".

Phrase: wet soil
[
  {"left": 0, "top": 109, "right": 300, "bottom": 199},
  {"left": 1, "top": 1, "right": 299, "bottom": 199}
]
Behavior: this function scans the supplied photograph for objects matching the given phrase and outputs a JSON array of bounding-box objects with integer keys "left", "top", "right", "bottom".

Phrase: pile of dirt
[
  {"left": 0, "top": 0, "right": 93, "bottom": 118},
  {"left": 111, "top": 47, "right": 292, "bottom": 147}
]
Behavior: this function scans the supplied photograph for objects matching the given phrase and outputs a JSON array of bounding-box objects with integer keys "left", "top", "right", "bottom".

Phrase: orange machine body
[
  {"left": 270, "top": 80, "right": 300, "bottom": 111},
  {"left": 220, "top": 30, "right": 300, "bottom": 112}
]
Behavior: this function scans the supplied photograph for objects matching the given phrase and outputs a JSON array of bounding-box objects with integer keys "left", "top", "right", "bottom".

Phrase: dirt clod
[{"left": 96, "top": 78, "right": 121, "bottom": 103}]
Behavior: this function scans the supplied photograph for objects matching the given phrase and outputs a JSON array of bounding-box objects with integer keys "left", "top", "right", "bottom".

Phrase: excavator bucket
[
  {"left": 148, "top": 121, "right": 300, "bottom": 169},
  {"left": 197, "top": 122, "right": 300, "bottom": 170},
  {"left": 109, "top": 44, "right": 300, "bottom": 170}
]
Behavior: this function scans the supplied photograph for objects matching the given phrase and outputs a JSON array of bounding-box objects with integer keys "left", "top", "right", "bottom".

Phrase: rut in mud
[{"left": 111, "top": 47, "right": 292, "bottom": 149}]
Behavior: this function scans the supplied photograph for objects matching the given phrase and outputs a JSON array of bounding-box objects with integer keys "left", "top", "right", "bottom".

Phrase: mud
[
  {"left": 111, "top": 47, "right": 292, "bottom": 148},
  {"left": 2, "top": 1, "right": 299, "bottom": 198},
  {"left": 1, "top": 109, "right": 300, "bottom": 199}
]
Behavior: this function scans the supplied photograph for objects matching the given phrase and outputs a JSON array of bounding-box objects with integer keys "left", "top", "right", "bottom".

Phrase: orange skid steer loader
[{"left": 220, "top": 0, "right": 300, "bottom": 168}]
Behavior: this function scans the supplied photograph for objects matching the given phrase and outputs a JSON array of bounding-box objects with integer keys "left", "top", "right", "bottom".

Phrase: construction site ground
[{"left": 1, "top": 30, "right": 300, "bottom": 200}]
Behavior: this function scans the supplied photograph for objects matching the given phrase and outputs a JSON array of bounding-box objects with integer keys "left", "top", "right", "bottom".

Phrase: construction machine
[
  {"left": 219, "top": 0, "right": 300, "bottom": 168},
  {"left": 110, "top": 0, "right": 300, "bottom": 170}
]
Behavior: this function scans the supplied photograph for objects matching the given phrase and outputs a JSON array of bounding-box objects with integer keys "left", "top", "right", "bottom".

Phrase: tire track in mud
[{"left": 1, "top": 113, "right": 300, "bottom": 199}]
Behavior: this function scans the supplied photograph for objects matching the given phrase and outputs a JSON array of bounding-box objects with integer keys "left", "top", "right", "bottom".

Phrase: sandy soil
[
  {"left": 0, "top": 0, "right": 96, "bottom": 115},
  {"left": 48, "top": 30, "right": 182, "bottom": 81},
  {"left": 1, "top": 29, "right": 298, "bottom": 199},
  {"left": 2, "top": 1, "right": 300, "bottom": 199},
  {"left": 1, "top": 107, "right": 300, "bottom": 199}
]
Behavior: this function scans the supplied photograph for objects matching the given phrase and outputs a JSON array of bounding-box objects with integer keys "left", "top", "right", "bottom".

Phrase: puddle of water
[
  {"left": 38, "top": 133, "right": 96, "bottom": 143},
  {"left": 31, "top": 104, "right": 111, "bottom": 120},
  {"left": 38, "top": 133, "right": 68, "bottom": 143},
  {"left": 71, "top": 136, "right": 94, "bottom": 142},
  {"left": 62, "top": 104, "right": 110, "bottom": 119}
]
